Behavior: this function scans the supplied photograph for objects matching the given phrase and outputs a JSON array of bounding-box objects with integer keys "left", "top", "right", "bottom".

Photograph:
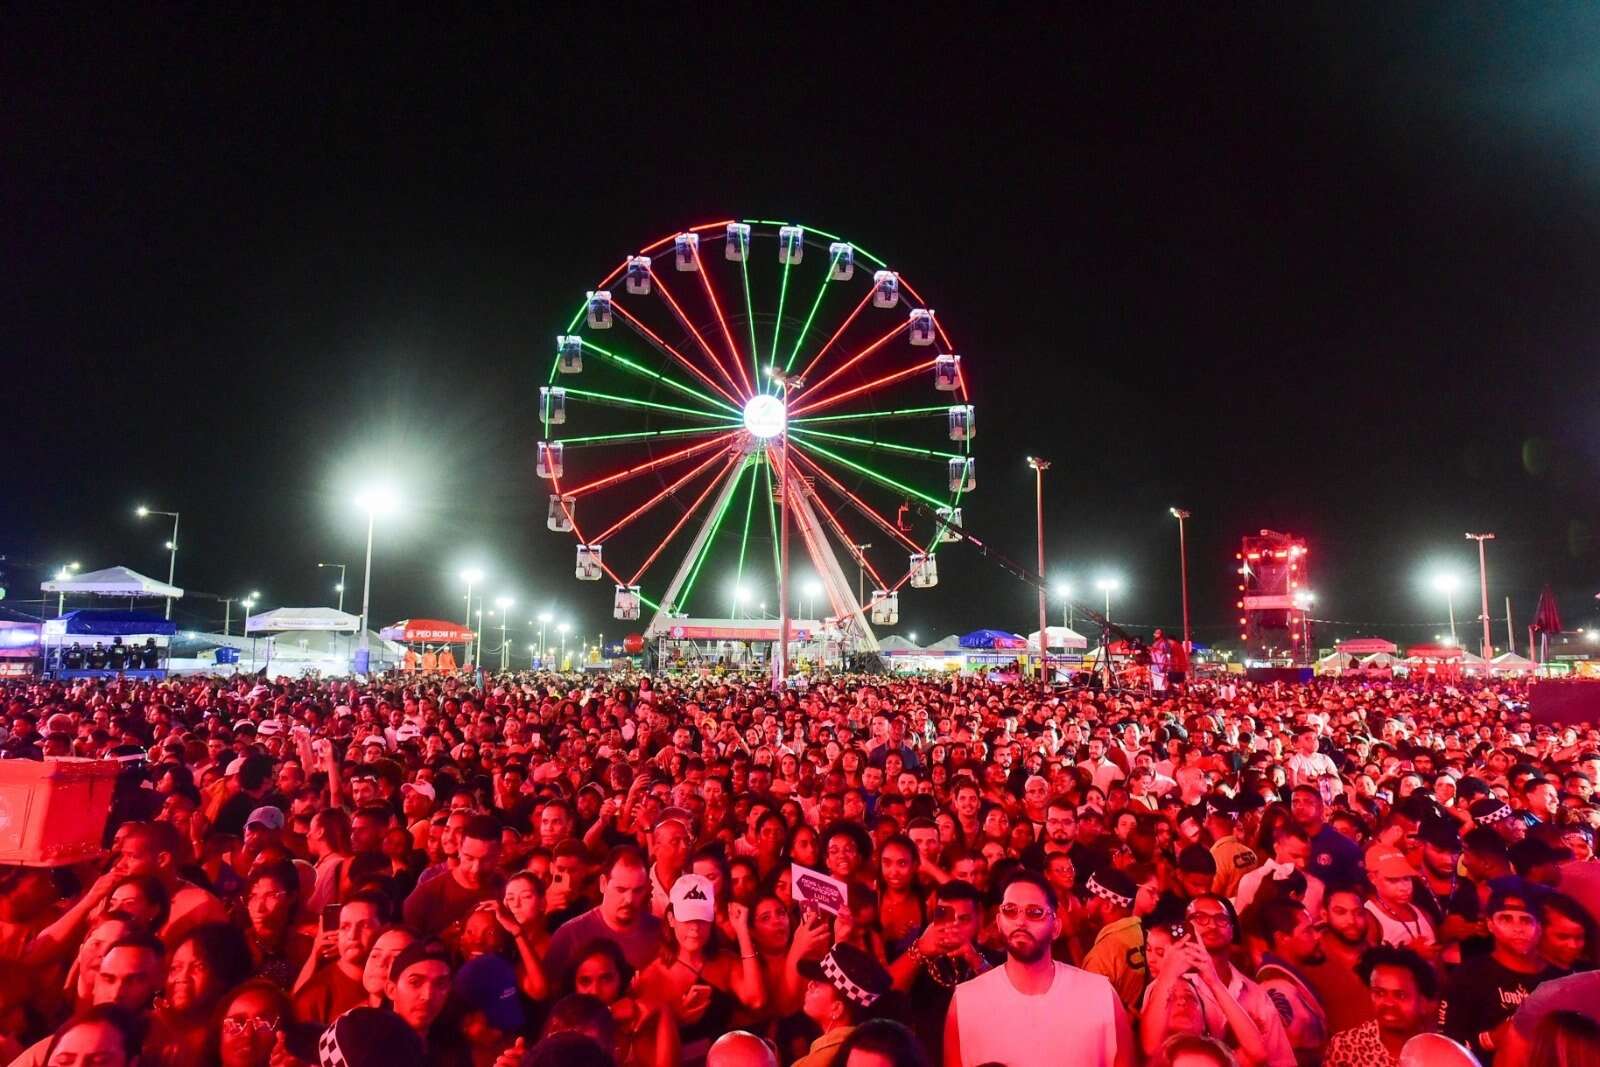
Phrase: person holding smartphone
[{"left": 889, "top": 880, "right": 995, "bottom": 1056}]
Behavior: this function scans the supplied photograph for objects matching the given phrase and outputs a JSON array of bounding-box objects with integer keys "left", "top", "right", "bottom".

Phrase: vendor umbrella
[{"left": 379, "top": 618, "right": 476, "bottom": 644}]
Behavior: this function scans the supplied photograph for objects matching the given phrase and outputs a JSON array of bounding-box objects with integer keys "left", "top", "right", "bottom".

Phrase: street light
[
  {"left": 1026, "top": 457, "right": 1051, "bottom": 673},
  {"left": 1466, "top": 533, "right": 1496, "bottom": 659},
  {"left": 354, "top": 485, "right": 399, "bottom": 671},
  {"left": 54, "top": 562, "right": 80, "bottom": 616},
  {"left": 235, "top": 591, "right": 260, "bottom": 638},
  {"left": 1095, "top": 576, "right": 1122, "bottom": 621},
  {"left": 731, "top": 583, "right": 751, "bottom": 619},
  {"left": 1170, "top": 508, "right": 1192, "bottom": 652},
  {"left": 557, "top": 621, "right": 571, "bottom": 669},
  {"left": 802, "top": 578, "right": 822, "bottom": 620},
  {"left": 317, "top": 563, "right": 348, "bottom": 612},
  {"left": 496, "top": 595, "right": 514, "bottom": 671},
  {"left": 1292, "top": 590, "right": 1316, "bottom": 662},
  {"left": 460, "top": 567, "right": 485, "bottom": 666},
  {"left": 1053, "top": 581, "right": 1074, "bottom": 630},
  {"left": 1431, "top": 572, "right": 1462, "bottom": 646},
  {"left": 537, "top": 610, "right": 553, "bottom": 665},
  {"left": 135, "top": 505, "right": 181, "bottom": 618}
]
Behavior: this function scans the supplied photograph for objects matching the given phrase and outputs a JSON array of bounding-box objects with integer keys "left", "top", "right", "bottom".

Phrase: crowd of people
[{"left": 2, "top": 668, "right": 1600, "bottom": 1067}]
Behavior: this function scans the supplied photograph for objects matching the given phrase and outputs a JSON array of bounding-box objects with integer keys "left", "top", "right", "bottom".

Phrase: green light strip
[
  {"left": 769, "top": 237, "right": 795, "bottom": 393},
  {"left": 562, "top": 387, "right": 736, "bottom": 421},
  {"left": 579, "top": 339, "right": 742, "bottom": 415},
  {"left": 747, "top": 220, "right": 887, "bottom": 269},
  {"left": 677, "top": 458, "right": 745, "bottom": 612},
  {"left": 556, "top": 426, "right": 729, "bottom": 447},
  {"left": 788, "top": 426, "right": 960, "bottom": 461},
  {"left": 733, "top": 457, "right": 758, "bottom": 612},
  {"left": 791, "top": 405, "right": 951, "bottom": 425},
  {"left": 763, "top": 453, "right": 781, "bottom": 580},
  {"left": 790, "top": 439, "right": 947, "bottom": 508},
  {"left": 739, "top": 235, "right": 761, "bottom": 393},
  {"left": 782, "top": 249, "right": 839, "bottom": 378}
]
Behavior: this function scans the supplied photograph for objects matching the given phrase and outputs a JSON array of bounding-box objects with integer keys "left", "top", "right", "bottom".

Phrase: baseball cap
[
  {"left": 389, "top": 940, "right": 453, "bottom": 983},
  {"left": 1418, "top": 819, "right": 1462, "bottom": 850},
  {"left": 402, "top": 780, "right": 436, "bottom": 802},
  {"left": 655, "top": 807, "right": 695, "bottom": 833},
  {"left": 797, "top": 942, "right": 891, "bottom": 1008},
  {"left": 669, "top": 873, "right": 715, "bottom": 923},
  {"left": 361, "top": 735, "right": 387, "bottom": 749},
  {"left": 224, "top": 757, "right": 247, "bottom": 777},
  {"left": 453, "top": 954, "right": 526, "bottom": 1032},
  {"left": 257, "top": 720, "right": 283, "bottom": 737},
  {"left": 246, "top": 806, "right": 285, "bottom": 831},
  {"left": 1373, "top": 853, "right": 1419, "bottom": 880},
  {"left": 318, "top": 1007, "right": 424, "bottom": 1067},
  {"left": 396, "top": 723, "right": 421, "bottom": 742},
  {"left": 1470, "top": 798, "right": 1513, "bottom": 826},
  {"left": 1486, "top": 876, "right": 1542, "bottom": 917}
]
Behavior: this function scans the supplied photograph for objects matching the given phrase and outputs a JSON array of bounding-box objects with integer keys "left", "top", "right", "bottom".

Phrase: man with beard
[
  {"left": 1186, "top": 894, "right": 1297, "bottom": 1067},
  {"left": 945, "top": 869, "right": 1132, "bottom": 1067},
  {"left": 1440, "top": 877, "right": 1563, "bottom": 1064},
  {"left": 1300, "top": 885, "right": 1378, "bottom": 1035},
  {"left": 1254, "top": 898, "right": 1331, "bottom": 1060}
]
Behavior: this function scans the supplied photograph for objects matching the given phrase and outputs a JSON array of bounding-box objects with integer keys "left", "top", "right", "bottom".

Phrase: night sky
[{"left": 6, "top": 8, "right": 1600, "bottom": 651}]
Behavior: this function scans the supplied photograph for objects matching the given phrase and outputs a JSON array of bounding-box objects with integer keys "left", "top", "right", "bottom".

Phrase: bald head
[{"left": 708, "top": 1031, "right": 777, "bottom": 1067}]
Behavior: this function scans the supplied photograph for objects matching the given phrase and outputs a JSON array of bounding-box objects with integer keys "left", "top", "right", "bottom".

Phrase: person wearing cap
[
  {"left": 1234, "top": 824, "right": 1325, "bottom": 920},
  {"left": 384, "top": 940, "right": 453, "bottom": 1042},
  {"left": 947, "top": 869, "right": 1133, "bottom": 1067},
  {"left": 436, "top": 954, "right": 526, "bottom": 1066},
  {"left": 1472, "top": 796, "right": 1528, "bottom": 845},
  {"left": 1080, "top": 868, "right": 1145, "bottom": 1011},
  {"left": 316, "top": 1003, "right": 426, "bottom": 1067},
  {"left": 794, "top": 941, "right": 893, "bottom": 1067},
  {"left": 213, "top": 756, "right": 277, "bottom": 838},
  {"left": 1412, "top": 818, "right": 1478, "bottom": 949},
  {"left": 1206, "top": 798, "right": 1259, "bottom": 898},
  {"left": 1440, "top": 877, "right": 1563, "bottom": 1063},
  {"left": 637, "top": 873, "right": 763, "bottom": 1063},
  {"left": 1364, "top": 852, "right": 1438, "bottom": 955},
  {"left": 402, "top": 780, "right": 437, "bottom": 849}
]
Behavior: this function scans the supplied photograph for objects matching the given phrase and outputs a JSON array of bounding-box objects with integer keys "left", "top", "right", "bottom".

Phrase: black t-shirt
[{"left": 1440, "top": 955, "right": 1561, "bottom": 1064}]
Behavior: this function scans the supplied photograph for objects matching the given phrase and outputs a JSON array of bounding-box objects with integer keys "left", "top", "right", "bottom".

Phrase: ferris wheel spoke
[
  {"left": 589, "top": 446, "right": 734, "bottom": 547},
  {"left": 627, "top": 452, "right": 744, "bottom": 586},
  {"left": 687, "top": 245, "right": 754, "bottom": 398},
  {"left": 778, "top": 246, "right": 844, "bottom": 384},
  {"left": 612, "top": 302, "right": 744, "bottom": 410},
  {"left": 673, "top": 456, "right": 749, "bottom": 610},
  {"left": 792, "top": 321, "right": 909, "bottom": 409},
  {"left": 560, "top": 387, "right": 743, "bottom": 423},
  {"left": 763, "top": 454, "right": 781, "bottom": 580},
  {"left": 562, "top": 432, "right": 738, "bottom": 499},
  {"left": 738, "top": 240, "right": 762, "bottom": 396},
  {"left": 579, "top": 339, "right": 742, "bottom": 416},
  {"left": 731, "top": 459, "right": 760, "bottom": 609},
  {"left": 645, "top": 269, "right": 747, "bottom": 399},
  {"left": 788, "top": 426, "right": 962, "bottom": 462},
  {"left": 788, "top": 438, "right": 947, "bottom": 510},
  {"left": 788, "top": 445, "right": 923, "bottom": 554},
  {"left": 791, "top": 286, "right": 874, "bottom": 390},
  {"left": 556, "top": 424, "right": 738, "bottom": 449},
  {"left": 790, "top": 404, "right": 950, "bottom": 426},
  {"left": 790, "top": 358, "right": 936, "bottom": 419}
]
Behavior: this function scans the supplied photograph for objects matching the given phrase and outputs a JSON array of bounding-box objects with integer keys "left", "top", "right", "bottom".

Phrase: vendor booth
[
  {"left": 246, "top": 607, "right": 365, "bottom": 675},
  {"left": 0, "top": 620, "right": 43, "bottom": 678},
  {"left": 379, "top": 619, "right": 476, "bottom": 672},
  {"left": 40, "top": 565, "right": 183, "bottom": 614},
  {"left": 42, "top": 610, "right": 175, "bottom": 678}
]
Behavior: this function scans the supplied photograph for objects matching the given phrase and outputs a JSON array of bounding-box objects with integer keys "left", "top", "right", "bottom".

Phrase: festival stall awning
[
  {"left": 1024, "top": 626, "right": 1089, "bottom": 650},
  {"left": 1405, "top": 644, "right": 1465, "bottom": 660},
  {"left": 51, "top": 609, "right": 178, "bottom": 636},
  {"left": 40, "top": 565, "right": 183, "bottom": 600},
  {"left": 1316, "top": 651, "right": 1355, "bottom": 671},
  {"left": 1336, "top": 638, "right": 1397, "bottom": 655},
  {"left": 958, "top": 629, "right": 1028, "bottom": 650},
  {"left": 1490, "top": 651, "right": 1537, "bottom": 673},
  {"left": 378, "top": 619, "right": 477, "bottom": 643},
  {"left": 648, "top": 618, "right": 823, "bottom": 642},
  {"left": 245, "top": 607, "right": 361, "bottom": 634},
  {"left": 925, "top": 634, "right": 964, "bottom": 651},
  {"left": 877, "top": 635, "right": 923, "bottom": 653}
]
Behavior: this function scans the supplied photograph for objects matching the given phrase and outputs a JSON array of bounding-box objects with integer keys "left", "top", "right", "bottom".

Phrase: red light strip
[
  {"left": 647, "top": 269, "right": 745, "bottom": 400},
  {"left": 790, "top": 358, "right": 934, "bottom": 419},
  {"left": 897, "top": 277, "right": 956, "bottom": 350},
  {"left": 590, "top": 446, "right": 733, "bottom": 546},
  {"left": 628, "top": 453, "right": 743, "bottom": 585},
  {"left": 638, "top": 220, "right": 737, "bottom": 257},
  {"left": 789, "top": 444, "right": 923, "bottom": 553},
  {"left": 793, "top": 286, "right": 874, "bottom": 387},
  {"left": 564, "top": 431, "right": 737, "bottom": 498},
  {"left": 546, "top": 473, "right": 628, "bottom": 588},
  {"left": 690, "top": 245, "right": 754, "bottom": 398},
  {"left": 794, "top": 320, "right": 907, "bottom": 406},
  {"left": 612, "top": 302, "right": 743, "bottom": 409},
  {"left": 803, "top": 477, "right": 890, "bottom": 590}
]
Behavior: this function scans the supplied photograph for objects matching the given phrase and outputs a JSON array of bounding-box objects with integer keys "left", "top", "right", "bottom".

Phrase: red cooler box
[{"left": 0, "top": 758, "right": 120, "bottom": 866}]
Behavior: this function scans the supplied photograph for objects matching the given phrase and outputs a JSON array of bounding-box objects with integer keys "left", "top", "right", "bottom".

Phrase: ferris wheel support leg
[
  {"left": 644, "top": 451, "right": 752, "bottom": 639},
  {"left": 790, "top": 481, "right": 880, "bottom": 654}
]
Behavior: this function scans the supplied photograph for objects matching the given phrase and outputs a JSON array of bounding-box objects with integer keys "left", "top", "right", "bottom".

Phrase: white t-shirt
[{"left": 951, "top": 961, "right": 1118, "bottom": 1067}]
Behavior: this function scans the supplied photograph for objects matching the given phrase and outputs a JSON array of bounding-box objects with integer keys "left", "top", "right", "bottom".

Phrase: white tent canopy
[
  {"left": 1360, "top": 652, "right": 1400, "bottom": 668},
  {"left": 925, "top": 634, "right": 964, "bottom": 651},
  {"left": 877, "top": 635, "right": 923, "bottom": 652},
  {"left": 40, "top": 565, "right": 183, "bottom": 600},
  {"left": 1024, "top": 626, "right": 1089, "bottom": 650},
  {"left": 1317, "top": 651, "right": 1356, "bottom": 672},
  {"left": 246, "top": 607, "right": 361, "bottom": 633},
  {"left": 1491, "top": 651, "right": 1537, "bottom": 673}
]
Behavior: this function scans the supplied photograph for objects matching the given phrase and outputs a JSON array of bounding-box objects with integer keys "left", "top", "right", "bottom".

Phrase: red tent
[
  {"left": 1405, "top": 644, "right": 1464, "bottom": 659},
  {"left": 380, "top": 619, "right": 476, "bottom": 644}
]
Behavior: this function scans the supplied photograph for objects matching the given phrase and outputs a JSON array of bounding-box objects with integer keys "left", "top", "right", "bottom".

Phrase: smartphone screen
[{"left": 321, "top": 904, "right": 341, "bottom": 931}]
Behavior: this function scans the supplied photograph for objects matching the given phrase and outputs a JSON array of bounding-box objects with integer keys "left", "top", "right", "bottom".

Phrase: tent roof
[
  {"left": 40, "top": 565, "right": 183, "bottom": 599},
  {"left": 1336, "top": 638, "right": 1397, "bottom": 654},
  {"left": 379, "top": 618, "right": 478, "bottom": 644},
  {"left": 246, "top": 607, "right": 361, "bottom": 633},
  {"left": 58, "top": 609, "right": 177, "bottom": 636},
  {"left": 925, "top": 634, "right": 964, "bottom": 651},
  {"left": 1024, "top": 626, "right": 1089, "bottom": 650},
  {"left": 876, "top": 635, "right": 922, "bottom": 652},
  {"left": 959, "top": 629, "right": 1028, "bottom": 649}
]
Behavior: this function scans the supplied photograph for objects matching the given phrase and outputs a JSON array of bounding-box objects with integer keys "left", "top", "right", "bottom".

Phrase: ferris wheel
[{"left": 538, "top": 219, "right": 975, "bottom": 675}]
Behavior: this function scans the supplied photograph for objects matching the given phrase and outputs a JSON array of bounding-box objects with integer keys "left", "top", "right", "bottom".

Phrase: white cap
[
  {"left": 224, "top": 756, "right": 247, "bottom": 776},
  {"left": 669, "top": 873, "right": 715, "bottom": 923},
  {"left": 402, "top": 780, "right": 436, "bottom": 802}
]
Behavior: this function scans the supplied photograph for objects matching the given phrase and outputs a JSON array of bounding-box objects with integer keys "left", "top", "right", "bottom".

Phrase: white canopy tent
[
  {"left": 877, "top": 635, "right": 923, "bottom": 653},
  {"left": 1360, "top": 652, "right": 1400, "bottom": 669},
  {"left": 925, "top": 634, "right": 963, "bottom": 651},
  {"left": 1316, "top": 651, "right": 1356, "bottom": 674},
  {"left": 1491, "top": 651, "right": 1537, "bottom": 674},
  {"left": 245, "top": 607, "right": 361, "bottom": 633},
  {"left": 1024, "top": 626, "right": 1089, "bottom": 651},
  {"left": 40, "top": 565, "right": 183, "bottom": 601}
]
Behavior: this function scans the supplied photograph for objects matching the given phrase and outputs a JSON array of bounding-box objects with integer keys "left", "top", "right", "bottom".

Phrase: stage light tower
[
  {"left": 1026, "top": 457, "right": 1051, "bottom": 676},
  {"left": 1465, "top": 533, "right": 1495, "bottom": 659}
]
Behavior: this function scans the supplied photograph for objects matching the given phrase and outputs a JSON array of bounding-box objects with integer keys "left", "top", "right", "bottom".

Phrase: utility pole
[
  {"left": 1466, "top": 533, "right": 1495, "bottom": 660},
  {"left": 1505, "top": 596, "right": 1515, "bottom": 658},
  {"left": 851, "top": 543, "right": 873, "bottom": 607},
  {"left": 1027, "top": 457, "right": 1051, "bottom": 680}
]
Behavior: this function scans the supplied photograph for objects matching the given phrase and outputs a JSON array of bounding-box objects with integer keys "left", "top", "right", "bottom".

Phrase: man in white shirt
[
  {"left": 1285, "top": 727, "right": 1339, "bottom": 788},
  {"left": 1234, "top": 824, "right": 1325, "bottom": 918}
]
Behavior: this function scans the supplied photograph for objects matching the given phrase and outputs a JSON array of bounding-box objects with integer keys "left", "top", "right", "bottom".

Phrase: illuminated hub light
[{"left": 743, "top": 394, "right": 786, "bottom": 439}]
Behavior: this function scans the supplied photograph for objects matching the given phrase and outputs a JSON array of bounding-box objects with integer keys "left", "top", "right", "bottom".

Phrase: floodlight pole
[
  {"left": 1466, "top": 532, "right": 1495, "bottom": 660},
  {"left": 1171, "top": 508, "right": 1192, "bottom": 653},
  {"left": 1027, "top": 457, "right": 1051, "bottom": 681}
]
